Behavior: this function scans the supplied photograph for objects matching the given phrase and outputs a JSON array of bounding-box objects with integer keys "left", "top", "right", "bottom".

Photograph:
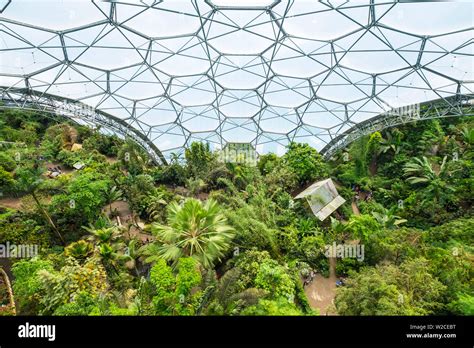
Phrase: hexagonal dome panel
[{"left": 0, "top": 0, "right": 472, "bottom": 163}]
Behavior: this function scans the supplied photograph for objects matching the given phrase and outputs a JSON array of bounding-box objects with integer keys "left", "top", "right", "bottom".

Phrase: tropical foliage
[
  {"left": 141, "top": 198, "right": 234, "bottom": 268},
  {"left": 0, "top": 107, "right": 472, "bottom": 317}
]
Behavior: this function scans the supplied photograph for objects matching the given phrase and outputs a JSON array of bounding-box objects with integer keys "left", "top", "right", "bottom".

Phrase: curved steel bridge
[
  {"left": 320, "top": 94, "right": 474, "bottom": 158},
  {"left": 0, "top": 87, "right": 167, "bottom": 165}
]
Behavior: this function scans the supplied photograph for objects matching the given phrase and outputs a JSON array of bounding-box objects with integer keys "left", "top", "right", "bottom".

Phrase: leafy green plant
[
  {"left": 0, "top": 152, "right": 16, "bottom": 172},
  {"left": 185, "top": 142, "right": 216, "bottom": 179},
  {"left": 335, "top": 258, "right": 446, "bottom": 315},
  {"left": 38, "top": 256, "right": 109, "bottom": 315},
  {"left": 149, "top": 258, "right": 202, "bottom": 315},
  {"left": 11, "top": 258, "right": 54, "bottom": 315},
  {"left": 144, "top": 192, "right": 167, "bottom": 221},
  {"left": 64, "top": 240, "right": 94, "bottom": 261},
  {"left": 203, "top": 267, "right": 266, "bottom": 315},
  {"left": 282, "top": 142, "right": 329, "bottom": 185},
  {"left": 371, "top": 206, "right": 407, "bottom": 229},
  {"left": 254, "top": 259, "right": 296, "bottom": 300},
  {"left": 403, "top": 156, "right": 458, "bottom": 213},
  {"left": 346, "top": 214, "right": 381, "bottom": 242},
  {"left": 15, "top": 167, "right": 65, "bottom": 244},
  {"left": 142, "top": 198, "right": 235, "bottom": 268},
  {"left": 0, "top": 166, "right": 15, "bottom": 192},
  {"left": 104, "top": 186, "right": 123, "bottom": 213}
]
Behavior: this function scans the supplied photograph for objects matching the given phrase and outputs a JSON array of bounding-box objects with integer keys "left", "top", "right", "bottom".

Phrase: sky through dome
[{"left": 0, "top": 0, "right": 473, "bottom": 160}]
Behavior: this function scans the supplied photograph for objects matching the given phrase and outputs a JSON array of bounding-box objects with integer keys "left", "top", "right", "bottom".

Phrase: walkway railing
[
  {"left": 321, "top": 95, "right": 474, "bottom": 159},
  {"left": 0, "top": 87, "right": 167, "bottom": 165}
]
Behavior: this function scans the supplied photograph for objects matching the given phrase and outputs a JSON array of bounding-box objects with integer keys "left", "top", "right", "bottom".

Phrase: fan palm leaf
[{"left": 141, "top": 198, "right": 234, "bottom": 268}]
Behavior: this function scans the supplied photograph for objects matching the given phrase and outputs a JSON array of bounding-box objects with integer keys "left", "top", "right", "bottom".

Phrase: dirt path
[
  {"left": 304, "top": 271, "right": 338, "bottom": 315},
  {"left": 304, "top": 256, "right": 338, "bottom": 315},
  {"left": 305, "top": 195, "right": 362, "bottom": 315},
  {"left": 0, "top": 197, "right": 23, "bottom": 210},
  {"left": 0, "top": 259, "right": 13, "bottom": 281},
  {"left": 106, "top": 156, "right": 118, "bottom": 165},
  {"left": 0, "top": 266, "right": 16, "bottom": 315},
  {"left": 305, "top": 196, "right": 359, "bottom": 315},
  {"left": 329, "top": 256, "right": 336, "bottom": 278},
  {"left": 351, "top": 200, "right": 361, "bottom": 216}
]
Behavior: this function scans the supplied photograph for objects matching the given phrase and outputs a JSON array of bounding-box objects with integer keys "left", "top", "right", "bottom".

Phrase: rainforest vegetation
[{"left": 0, "top": 108, "right": 472, "bottom": 316}]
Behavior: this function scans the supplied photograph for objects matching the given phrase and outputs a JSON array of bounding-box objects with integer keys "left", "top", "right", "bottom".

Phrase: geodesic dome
[{"left": 0, "top": 0, "right": 473, "bottom": 163}]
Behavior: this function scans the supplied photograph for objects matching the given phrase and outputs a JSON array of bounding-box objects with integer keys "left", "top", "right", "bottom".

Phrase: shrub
[
  {"left": 11, "top": 258, "right": 55, "bottom": 315},
  {"left": 226, "top": 207, "right": 279, "bottom": 257},
  {"left": 335, "top": 258, "right": 446, "bottom": 315},
  {"left": 232, "top": 250, "right": 272, "bottom": 289},
  {"left": 0, "top": 167, "right": 15, "bottom": 192},
  {"left": 345, "top": 214, "right": 381, "bottom": 242},
  {"left": 282, "top": 142, "right": 329, "bottom": 186},
  {"left": 82, "top": 132, "right": 121, "bottom": 157},
  {"left": 49, "top": 171, "right": 111, "bottom": 233},
  {"left": 185, "top": 142, "right": 216, "bottom": 179},
  {"left": 255, "top": 259, "right": 295, "bottom": 300},
  {"left": 38, "top": 256, "right": 109, "bottom": 314},
  {"left": 0, "top": 152, "right": 16, "bottom": 172},
  {"left": 257, "top": 153, "right": 279, "bottom": 175},
  {"left": 149, "top": 258, "right": 202, "bottom": 315},
  {"left": 264, "top": 165, "right": 298, "bottom": 194}
]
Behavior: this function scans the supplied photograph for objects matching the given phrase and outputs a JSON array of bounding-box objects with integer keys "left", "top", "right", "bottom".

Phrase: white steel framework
[{"left": 0, "top": 0, "right": 473, "bottom": 161}]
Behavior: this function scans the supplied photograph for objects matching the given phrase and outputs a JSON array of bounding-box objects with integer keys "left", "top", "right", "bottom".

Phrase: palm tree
[
  {"left": 82, "top": 220, "right": 125, "bottom": 273},
  {"left": 460, "top": 126, "right": 474, "bottom": 146},
  {"left": 64, "top": 240, "right": 94, "bottom": 260},
  {"left": 403, "top": 156, "right": 456, "bottom": 211},
  {"left": 371, "top": 206, "right": 407, "bottom": 229},
  {"left": 118, "top": 140, "right": 148, "bottom": 174},
  {"left": 15, "top": 167, "right": 65, "bottom": 244},
  {"left": 105, "top": 185, "right": 123, "bottom": 213},
  {"left": 98, "top": 243, "right": 121, "bottom": 274},
  {"left": 83, "top": 224, "right": 120, "bottom": 245},
  {"left": 145, "top": 192, "right": 167, "bottom": 221},
  {"left": 169, "top": 152, "right": 182, "bottom": 164},
  {"left": 378, "top": 129, "right": 403, "bottom": 156},
  {"left": 141, "top": 198, "right": 235, "bottom": 268},
  {"left": 203, "top": 268, "right": 265, "bottom": 315},
  {"left": 185, "top": 177, "right": 207, "bottom": 196},
  {"left": 121, "top": 239, "right": 141, "bottom": 276}
]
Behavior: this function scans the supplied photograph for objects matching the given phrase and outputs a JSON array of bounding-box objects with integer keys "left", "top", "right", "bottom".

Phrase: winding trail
[
  {"left": 304, "top": 196, "right": 362, "bottom": 315},
  {"left": 0, "top": 197, "right": 22, "bottom": 210},
  {"left": 351, "top": 201, "right": 361, "bottom": 216},
  {"left": 304, "top": 272, "right": 337, "bottom": 315}
]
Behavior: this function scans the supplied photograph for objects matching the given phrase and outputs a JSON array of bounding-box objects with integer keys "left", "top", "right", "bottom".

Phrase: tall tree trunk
[
  {"left": 31, "top": 191, "right": 65, "bottom": 245},
  {"left": 369, "top": 155, "right": 378, "bottom": 176}
]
